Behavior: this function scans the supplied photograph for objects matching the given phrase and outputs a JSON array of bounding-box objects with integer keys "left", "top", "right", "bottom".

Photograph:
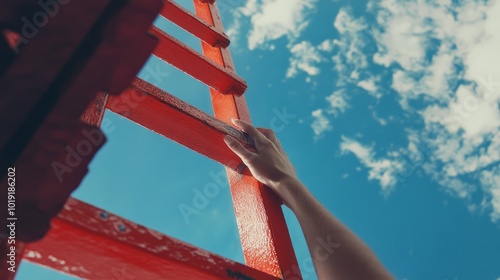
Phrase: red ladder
[{"left": 2, "top": 0, "right": 303, "bottom": 279}]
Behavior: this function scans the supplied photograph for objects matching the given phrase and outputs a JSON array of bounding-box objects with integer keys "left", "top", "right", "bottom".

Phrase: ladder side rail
[{"left": 193, "top": 1, "right": 303, "bottom": 278}]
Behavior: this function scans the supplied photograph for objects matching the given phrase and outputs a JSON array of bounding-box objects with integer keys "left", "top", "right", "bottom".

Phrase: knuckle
[
  {"left": 245, "top": 153, "right": 258, "bottom": 163},
  {"left": 259, "top": 138, "right": 272, "bottom": 147}
]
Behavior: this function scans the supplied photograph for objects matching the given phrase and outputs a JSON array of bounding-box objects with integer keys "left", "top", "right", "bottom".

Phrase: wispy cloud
[
  {"left": 325, "top": 90, "right": 349, "bottom": 117},
  {"left": 227, "top": 0, "right": 500, "bottom": 222},
  {"left": 357, "top": 76, "right": 380, "bottom": 98},
  {"left": 310, "top": 90, "right": 349, "bottom": 137},
  {"left": 323, "top": 0, "right": 500, "bottom": 221},
  {"left": 365, "top": 0, "right": 500, "bottom": 222},
  {"left": 304, "top": 8, "right": 374, "bottom": 137},
  {"left": 231, "top": 0, "right": 317, "bottom": 50},
  {"left": 340, "top": 136, "right": 403, "bottom": 191},
  {"left": 286, "top": 41, "right": 324, "bottom": 78},
  {"left": 311, "top": 109, "right": 331, "bottom": 137}
]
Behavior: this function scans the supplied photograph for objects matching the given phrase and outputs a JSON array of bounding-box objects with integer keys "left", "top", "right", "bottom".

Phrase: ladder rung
[
  {"left": 11, "top": 121, "right": 105, "bottom": 242},
  {"left": 106, "top": 79, "right": 254, "bottom": 171},
  {"left": 160, "top": 0, "right": 230, "bottom": 47},
  {"left": 0, "top": 0, "right": 160, "bottom": 170},
  {"left": 24, "top": 198, "right": 281, "bottom": 280},
  {"left": 150, "top": 26, "right": 247, "bottom": 96}
]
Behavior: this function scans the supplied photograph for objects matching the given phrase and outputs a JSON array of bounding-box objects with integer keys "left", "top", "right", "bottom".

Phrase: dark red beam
[
  {"left": 159, "top": 0, "right": 229, "bottom": 47},
  {"left": 1, "top": 1, "right": 162, "bottom": 278},
  {"left": 149, "top": 26, "right": 247, "bottom": 96},
  {"left": 24, "top": 198, "right": 280, "bottom": 280},
  {"left": 0, "top": 0, "right": 112, "bottom": 163},
  {"left": 106, "top": 78, "right": 253, "bottom": 172},
  {"left": 0, "top": 0, "right": 162, "bottom": 173},
  {"left": 0, "top": 0, "right": 161, "bottom": 235}
]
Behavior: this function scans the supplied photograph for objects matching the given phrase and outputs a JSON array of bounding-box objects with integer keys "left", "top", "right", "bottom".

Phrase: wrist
[{"left": 271, "top": 175, "right": 306, "bottom": 210}]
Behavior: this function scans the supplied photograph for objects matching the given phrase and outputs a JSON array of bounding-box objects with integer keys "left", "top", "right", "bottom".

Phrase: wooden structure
[{"left": 0, "top": 0, "right": 302, "bottom": 279}]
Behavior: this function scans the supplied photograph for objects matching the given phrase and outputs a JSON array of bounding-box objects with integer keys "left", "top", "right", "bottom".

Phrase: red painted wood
[
  {"left": 0, "top": 31, "right": 15, "bottom": 76},
  {"left": 2, "top": 30, "right": 20, "bottom": 49},
  {"left": 81, "top": 92, "right": 109, "bottom": 126},
  {"left": 1, "top": 0, "right": 302, "bottom": 278},
  {"left": 1, "top": 0, "right": 114, "bottom": 247},
  {"left": 0, "top": 242, "right": 25, "bottom": 280},
  {"left": 0, "top": 1, "right": 52, "bottom": 32},
  {"left": 1, "top": 0, "right": 161, "bottom": 227},
  {"left": 99, "top": 0, "right": 162, "bottom": 94},
  {"left": 160, "top": 0, "right": 229, "bottom": 47},
  {"left": 0, "top": 0, "right": 160, "bottom": 168},
  {"left": 107, "top": 78, "right": 255, "bottom": 171},
  {"left": 1, "top": 123, "right": 104, "bottom": 241},
  {"left": 194, "top": 1, "right": 303, "bottom": 278},
  {"left": 24, "top": 198, "right": 281, "bottom": 280},
  {"left": 1, "top": 1, "right": 161, "bottom": 277},
  {"left": 0, "top": 0, "right": 111, "bottom": 156},
  {"left": 150, "top": 26, "right": 247, "bottom": 96}
]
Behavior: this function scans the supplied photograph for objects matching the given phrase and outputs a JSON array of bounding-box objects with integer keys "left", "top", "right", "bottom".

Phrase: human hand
[{"left": 224, "top": 119, "right": 299, "bottom": 206}]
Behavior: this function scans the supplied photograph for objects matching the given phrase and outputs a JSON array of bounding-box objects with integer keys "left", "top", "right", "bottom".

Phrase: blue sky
[{"left": 17, "top": 0, "right": 500, "bottom": 279}]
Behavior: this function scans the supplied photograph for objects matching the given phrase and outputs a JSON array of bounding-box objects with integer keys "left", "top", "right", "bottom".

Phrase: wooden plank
[
  {"left": 23, "top": 198, "right": 281, "bottom": 280},
  {"left": 160, "top": 0, "right": 230, "bottom": 47},
  {"left": 0, "top": 242, "right": 25, "bottom": 280},
  {"left": 193, "top": 1, "right": 303, "bottom": 278},
  {"left": 0, "top": 0, "right": 161, "bottom": 173},
  {"left": 81, "top": 92, "right": 109, "bottom": 126},
  {"left": 0, "top": 0, "right": 111, "bottom": 162},
  {"left": 0, "top": 31, "right": 15, "bottom": 76},
  {"left": 1, "top": 1, "right": 162, "bottom": 278},
  {"left": 107, "top": 78, "right": 254, "bottom": 172},
  {"left": 150, "top": 26, "right": 247, "bottom": 96}
]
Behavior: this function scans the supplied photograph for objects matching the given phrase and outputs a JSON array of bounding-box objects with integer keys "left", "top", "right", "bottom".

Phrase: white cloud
[
  {"left": 372, "top": 0, "right": 493, "bottom": 105},
  {"left": 334, "top": 8, "right": 367, "bottom": 34},
  {"left": 357, "top": 76, "right": 380, "bottom": 98},
  {"left": 340, "top": 136, "right": 403, "bottom": 191},
  {"left": 325, "top": 90, "right": 349, "bottom": 117},
  {"left": 371, "top": 0, "right": 433, "bottom": 72},
  {"left": 310, "top": 91, "right": 349, "bottom": 138},
  {"left": 480, "top": 166, "right": 500, "bottom": 222},
  {"left": 232, "top": 0, "right": 500, "bottom": 222},
  {"left": 305, "top": 8, "right": 372, "bottom": 127},
  {"left": 368, "top": 0, "right": 500, "bottom": 221},
  {"left": 331, "top": 8, "right": 369, "bottom": 85},
  {"left": 326, "top": 0, "right": 500, "bottom": 221},
  {"left": 237, "top": 0, "right": 317, "bottom": 50},
  {"left": 421, "top": 44, "right": 456, "bottom": 100},
  {"left": 357, "top": 79, "right": 376, "bottom": 92},
  {"left": 286, "top": 38, "right": 340, "bottom": 78},
  {"left": 372, "top": 111, "right": 388, "bottom": 126},
  {"left": 286, "top": 41, "right": 324, "bottom": 78},
  {"left": 311, "top": 109, "right": 331, "bottom": 137},
  {"left": 318, "top": 39, "right": 334, "bottom": 52}
]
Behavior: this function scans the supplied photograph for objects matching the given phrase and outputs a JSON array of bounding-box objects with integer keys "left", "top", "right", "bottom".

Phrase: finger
[
  {"left": 224, "top": 135, "right": 257, "bottom": 163},
  {"left": 257, "top": 128, "right": 277, "bottom": 141},
  {"left": 257, "top": 127, "right": 284, "bottom": 153},
  {"left": 232, "top": 119, "right": 269, "bottom": 147}
]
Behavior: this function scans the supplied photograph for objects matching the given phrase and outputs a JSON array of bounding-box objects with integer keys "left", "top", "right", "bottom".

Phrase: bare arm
[{"left": 224, "top": 119, "right": 393, "bottom": 280}]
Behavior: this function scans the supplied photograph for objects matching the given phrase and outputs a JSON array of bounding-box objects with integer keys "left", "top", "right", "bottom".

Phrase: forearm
[
  {"left": 223, "top": 119, "right": 392, "bottom": 279},
  {"left": 278, "top": 177, "right": 393, "bottom": 280}
]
